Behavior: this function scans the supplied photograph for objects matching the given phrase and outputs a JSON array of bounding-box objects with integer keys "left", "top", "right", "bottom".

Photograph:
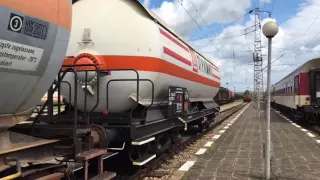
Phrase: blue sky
[
  {"left": 141, "top": 0, "right": 302, "bottom": 38},
  {"left": 139, "top": 0, "right": 320, "bottom": 92}
]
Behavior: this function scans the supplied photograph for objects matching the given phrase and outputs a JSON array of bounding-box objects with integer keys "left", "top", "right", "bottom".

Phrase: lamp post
[{"left": 262, "top": 21, "right": 279, "bottom": 180}]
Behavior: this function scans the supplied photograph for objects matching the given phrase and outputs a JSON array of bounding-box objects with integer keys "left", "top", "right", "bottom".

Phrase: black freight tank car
[{"left": 214, "top": 87, "right": 231, "bottom": 105}]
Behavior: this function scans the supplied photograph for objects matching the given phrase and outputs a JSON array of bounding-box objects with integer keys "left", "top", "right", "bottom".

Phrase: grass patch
[{"left": 208, "top": 144, "right": 215, "bottom": 153}]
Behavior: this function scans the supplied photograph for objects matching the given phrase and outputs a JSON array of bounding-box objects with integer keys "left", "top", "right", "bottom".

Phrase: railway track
[
  {"left": 0, "top": 102, "right": 245, "bottom": 180},
  {"left": 127, "top": 102, "right": 248, "bottom": 180}
]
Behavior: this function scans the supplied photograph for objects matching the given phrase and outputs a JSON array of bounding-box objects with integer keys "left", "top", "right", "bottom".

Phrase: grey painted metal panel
[{"left": 0, "top": 6, "right": 70, "bottom": 114}]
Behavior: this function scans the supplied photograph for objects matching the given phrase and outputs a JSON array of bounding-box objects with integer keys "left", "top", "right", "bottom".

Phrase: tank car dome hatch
[{"left": 0, "top": 0, "right": 72, "bottom": 131}]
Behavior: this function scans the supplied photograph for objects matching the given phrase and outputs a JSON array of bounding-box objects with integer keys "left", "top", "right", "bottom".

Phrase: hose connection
[{"left": 73, "top": 53, "right": 101, "bottom": 95}]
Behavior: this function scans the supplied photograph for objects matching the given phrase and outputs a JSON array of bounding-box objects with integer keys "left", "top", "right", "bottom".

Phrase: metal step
[
  {"left": 54, "top": 145, "right": 73, "bottom": 150},
  {"left": 36, "top": 172, "right": 65, "bottom": 180},
  {"left": 132, "top": 154, "right": 156, "bottom": 166},
  {"left": 132, "top": 136, "right": 155, "bottom": 145},
  {"left": 90, "top": 171, "right": 116, "bottom": 180},
  {"left": 76, "top": 149, "right": 107, "bottom": 161}
]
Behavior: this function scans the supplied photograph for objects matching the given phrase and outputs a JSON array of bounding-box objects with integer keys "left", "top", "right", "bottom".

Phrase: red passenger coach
[{"left": 271, "top": 58, "right": 320, "bottom": 122}]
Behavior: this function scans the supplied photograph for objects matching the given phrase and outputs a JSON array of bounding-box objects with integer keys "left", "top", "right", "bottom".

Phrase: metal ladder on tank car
[
  {"left": 103, "top": 69, "right": 158, "bottom": 166},
  {"left": 29, "top": 64, "right": 116, "bottom": 179}
]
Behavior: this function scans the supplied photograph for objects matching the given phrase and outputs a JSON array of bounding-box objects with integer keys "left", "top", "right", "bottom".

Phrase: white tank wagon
[
  {"left": 61, "top": 0, "right": 221, "bottom": 114},
  {"left": 0, "top": 0, "right": 72, "bottom": 131}
]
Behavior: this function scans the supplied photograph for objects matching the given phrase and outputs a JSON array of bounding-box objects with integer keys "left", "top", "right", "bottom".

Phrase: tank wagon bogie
[{"left": 271, "top": 58, "right": 320, "bottom": 123}]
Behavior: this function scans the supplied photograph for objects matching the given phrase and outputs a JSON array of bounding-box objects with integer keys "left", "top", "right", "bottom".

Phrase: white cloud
[
  {"left": 196, "top": 0, "right": 320, "bottom": 91},
  {"left": 150, "top": 0, "right": 320, "bottom": 91},
  {"left": 152, "top": 0, "right": 251, "bottom": 36},
  {"left": 143, "top": 0, "right": 150, "bottom": 7},
  {"left": 260, "top": 0, "right": 272, "bottom": 6}
]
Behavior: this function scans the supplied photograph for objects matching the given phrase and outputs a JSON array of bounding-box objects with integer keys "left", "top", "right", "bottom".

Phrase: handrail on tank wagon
[
  {"left": 59, "top": 81, "right": 72, "bottom": 114},
  {"left": 31, "top": 64, "right": 100, "bottom": 158},
  {"left": 31, "top": 68, "right": 71, "bottom": 131},
  {"left": 61, "top": 64, "right": 101, "bottom": 115},
  {"left": 106, "top": 79, "right": 155, "bottom": 122},
  {"left": 105, "top": 69, "right": 155, "bottom": 124}
]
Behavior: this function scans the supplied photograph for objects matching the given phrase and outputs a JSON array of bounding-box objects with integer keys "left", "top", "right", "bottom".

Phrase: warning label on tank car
[{"left": 0, "top": 39, "right": 43, "bottom": 71}]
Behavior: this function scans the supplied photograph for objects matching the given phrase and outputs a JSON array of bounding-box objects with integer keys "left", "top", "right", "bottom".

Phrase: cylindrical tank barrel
[
  {"left": 0, "top": 0, "right": 72, "bottom": 131},
  {"left": 61, "top": 0, "right": 221, "bottom": 113}
]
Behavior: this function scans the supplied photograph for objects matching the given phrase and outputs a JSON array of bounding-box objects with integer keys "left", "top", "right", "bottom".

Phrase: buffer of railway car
[{"left": 1, "top": 64, "right": 220, "bottom": 179}]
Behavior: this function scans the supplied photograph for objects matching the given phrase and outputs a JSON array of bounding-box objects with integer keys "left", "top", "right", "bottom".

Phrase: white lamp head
[{"left": 262, "top": 21, "right": 279, "bottom": 38}]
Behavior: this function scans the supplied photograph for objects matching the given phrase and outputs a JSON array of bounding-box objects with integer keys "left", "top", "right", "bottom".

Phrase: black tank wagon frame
[{"left": 3, "top": 63, "right": 220, "bottom": 179}]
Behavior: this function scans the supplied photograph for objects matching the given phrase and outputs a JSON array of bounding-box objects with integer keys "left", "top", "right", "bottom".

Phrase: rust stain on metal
[{"left": 0, "top": 131, "right": 59, "bottom": 155}]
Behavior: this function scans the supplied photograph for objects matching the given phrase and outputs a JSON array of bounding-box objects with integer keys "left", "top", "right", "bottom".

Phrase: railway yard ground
[
  {"left": 172, "top": 103, "right": 320, "bottom": 180},
  {"left": 220, "top": 100, "right": 243, "bottom": 112},
  {"left": 135, "top": 100, "right": 247, "bottom": 180},
  {"left": 6, "top": 100, "right": 320, "bottom": 180}
]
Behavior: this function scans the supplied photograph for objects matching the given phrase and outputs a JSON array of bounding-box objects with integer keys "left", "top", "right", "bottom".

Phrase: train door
[
  {"left": 294, "top": 75, "right": 299, "bottom": 106},
  {"left": 310, "top": 70, "right": 320, "bottom": 105},
  {"left": 316, "top": 72, "right": 320, "bottom": 105}
]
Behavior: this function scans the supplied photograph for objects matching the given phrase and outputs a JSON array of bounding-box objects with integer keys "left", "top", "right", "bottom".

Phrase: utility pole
[
  {"left": 250, "top": 8, "right": 263, "bottom": 118},
  {"left": 263, "top": 20, "right": 279, "bottom": 180}
]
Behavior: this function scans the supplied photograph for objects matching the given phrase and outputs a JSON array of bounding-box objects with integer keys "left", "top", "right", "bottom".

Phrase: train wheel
[
  {"left": 198, "top": 117, "right": 209, "bottom": 132},
  {"left": 171, "top": 129, "right": 182, "bottom": 143},
  {"left": 128, "top": 145, "right": 148, "bottom": 163}
]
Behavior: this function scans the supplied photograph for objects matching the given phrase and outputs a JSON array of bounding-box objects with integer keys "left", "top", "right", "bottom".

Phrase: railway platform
[{"left": 177, "top": 103, "right": 320, "bottom": 180}]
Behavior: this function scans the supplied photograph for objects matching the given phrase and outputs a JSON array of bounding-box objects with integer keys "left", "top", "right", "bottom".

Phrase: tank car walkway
[{"left": 178, "top": 103, "right": 320, "bottom": 180}]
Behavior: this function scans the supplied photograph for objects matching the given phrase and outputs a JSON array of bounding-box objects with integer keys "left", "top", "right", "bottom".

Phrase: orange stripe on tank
[
  {"left": 63, "top": 56, "right": 221, "bottom": 88},
  {"left": 0, "top": 0, "right": 71, "bottom": 30}
]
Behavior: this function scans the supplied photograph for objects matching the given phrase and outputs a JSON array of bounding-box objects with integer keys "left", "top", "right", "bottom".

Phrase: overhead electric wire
[
  {"left": 191, "top": 29, "right": 255, "bottom": 42},
  {"left": 262, "top": 53, "right": 286, "bottom": 70},
  {"left": 271, "top": 0, "right": 276, "bottom": 14},
  {"left": 197, "top": 12, "right": 251, "bottom": 35},
  {"left": 176, "top": 0, "right": 222, "bottom": 55},
  {"left": 179, "top": 0, "right": 252, "bottom": 55},
  {"left": 201, "top": 49, "right": 251, "bottom": 53},
  {"left": 272, "top": 47, "right": 320, "bottom": 52},
  {"left": 185, "top": 0, "right": 231, "bottom": 52},
  {"left": 288, "top": 15, "right": 320, "bottom": 61},
  {"left": 304, "top": 30, "right": 320, "bottom": 49},
  {"left": 210, "top": 25, "right": 255, "bottom": 36},
  {"left": 190, "top": 26, "right": 255, "bottom": 42},
  {"left": 291, "top": 15, "right": 320, "bottom": 48}
]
